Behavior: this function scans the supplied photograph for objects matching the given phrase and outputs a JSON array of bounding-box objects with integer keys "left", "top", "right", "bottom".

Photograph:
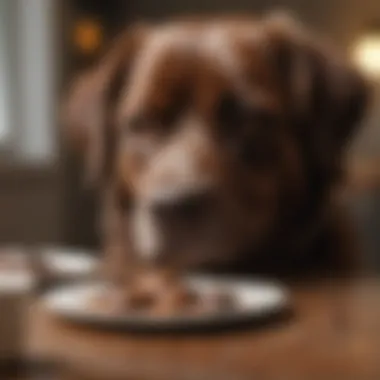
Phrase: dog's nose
[{"left": 151, "top": 189, "right": 214, "bottom": 224}]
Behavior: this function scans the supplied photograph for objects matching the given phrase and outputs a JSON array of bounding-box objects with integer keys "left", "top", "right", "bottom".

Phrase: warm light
[
  {"left": 352, "top": 32, "right": 380, "bottom": 78},
  {"left": 73, "top": 18, "right": 103, "bottom": 55}
]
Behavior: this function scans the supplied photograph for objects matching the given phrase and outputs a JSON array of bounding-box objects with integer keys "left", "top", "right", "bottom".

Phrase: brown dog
[{"left": 64, "top": 14, "right": 369, "bottom": 281}]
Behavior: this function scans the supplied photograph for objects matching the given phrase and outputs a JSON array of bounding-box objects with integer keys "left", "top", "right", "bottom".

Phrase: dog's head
[{"left": 64, "top": 14, "right": 369, "bottom": 268}]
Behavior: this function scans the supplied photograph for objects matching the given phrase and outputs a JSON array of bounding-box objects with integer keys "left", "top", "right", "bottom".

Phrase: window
[{"left": 0, "top": 0, "right": 58, "bottom": 165}]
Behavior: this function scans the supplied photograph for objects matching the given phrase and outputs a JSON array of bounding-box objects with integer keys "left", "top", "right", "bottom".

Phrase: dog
[{"left": 63, "top": 13, "right": 369, "bottom": 281}]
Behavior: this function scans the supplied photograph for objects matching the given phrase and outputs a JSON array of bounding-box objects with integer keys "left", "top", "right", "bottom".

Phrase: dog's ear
[
  {"left": 62, "top": 26, "right": 146, "bottom": 185},
  {"left": 264, "top": 12, "right": 370, "bottom": 179}
]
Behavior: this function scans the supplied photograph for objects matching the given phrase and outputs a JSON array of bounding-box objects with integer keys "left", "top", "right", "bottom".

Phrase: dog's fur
[{"left": 63, "top": 14, "right": 369, "bottom": 281}]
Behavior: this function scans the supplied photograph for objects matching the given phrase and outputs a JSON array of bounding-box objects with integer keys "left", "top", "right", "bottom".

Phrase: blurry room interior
[{"left": 0, "top": 2, "right": 379, "bottom": 380}]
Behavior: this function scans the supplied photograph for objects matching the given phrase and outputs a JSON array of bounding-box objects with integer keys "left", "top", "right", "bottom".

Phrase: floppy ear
[
  {"left": 62, "top": 26, "right": 145, "bottom": 185},
  {"left": 264, "top": 13, "right": 370, "bottom": 179}
]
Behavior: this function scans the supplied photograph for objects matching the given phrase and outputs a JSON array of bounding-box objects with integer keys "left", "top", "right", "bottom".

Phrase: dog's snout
[{"left": 151, "top": 189, "right": 214, "bottom": 224}]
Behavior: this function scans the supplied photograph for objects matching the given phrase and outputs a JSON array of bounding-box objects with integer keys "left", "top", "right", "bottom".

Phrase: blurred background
[{"left": 0, "top": 0, "right": 379, "bottom": 271}]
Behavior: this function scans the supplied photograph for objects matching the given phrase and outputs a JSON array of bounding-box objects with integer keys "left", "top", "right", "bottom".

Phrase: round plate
[
  {"left": 40, "top": 247, "right": 98, "bottom": 278},
  {"left": 43, "top": 276, "right": 290, "bottom": 332},
  {"left": 0, "top": 272, "right": 35, "bottom": 293}
]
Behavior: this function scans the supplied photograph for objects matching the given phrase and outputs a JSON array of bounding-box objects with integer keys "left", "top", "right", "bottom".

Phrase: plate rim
[{"left": 40, "top": 246, "right": 98, "bottom": 275}]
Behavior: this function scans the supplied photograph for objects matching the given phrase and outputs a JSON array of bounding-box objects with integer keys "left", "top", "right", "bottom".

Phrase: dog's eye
[
  {"left": 218, "top": 92, "right": 248, "bottom": 137},
  {"left": 217, "top": 94, "right": 277, "bottom": 165},
  {"left": 155, "top": 87, "right": 189, "bottom": 129},
  {"left": 252, "top": 106, "right": 276, "bottom": 128},
  {"left": 218, "top": 92, "right": 275, "bottom": 136},
  {"left": 239, "top": 118, "right": 277, "bottom": 166},
  {"left": 240, "top": 139, "right": 274, "bottom": 165}
]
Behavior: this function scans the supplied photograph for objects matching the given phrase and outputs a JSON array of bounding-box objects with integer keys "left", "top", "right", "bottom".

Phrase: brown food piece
[
  {"left": 109, "top": 267, "right": 204, "bottom": 315},
  {"left": 96, "top": 268, "right": 180, "bottom": 313},
  {"left": 90, "top": 286, "right": 156, "bottom": 315},
  {"left": 206, "top": 291, "right": 235, "bottom": 310},
  {"left": 149, "top": 286, "right": 199, "bottom": 316},
  {"left": 127, "top": 287, "right": 158, "bottom": 311},
  {"left": 129, "top": 270, "right": 199, "bottom": 314},
  {"left": 183, "top": 291, "right": 234, "bottom": 315},
  {"left": 131, "top": 268, "right": 177, "bottom": 295}
]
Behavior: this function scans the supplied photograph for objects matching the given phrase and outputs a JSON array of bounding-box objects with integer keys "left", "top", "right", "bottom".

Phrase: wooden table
[{"left": 27, "top": 278, "right": 380, "bottom": 380}]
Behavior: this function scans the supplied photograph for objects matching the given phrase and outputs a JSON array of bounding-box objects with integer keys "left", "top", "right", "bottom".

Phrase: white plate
[
  {"left": 40, "top": 247, "right": 98, "bottom": 278},
  {"left": 43, "top": 276, "right": 290, "bottom": 331},
  {"left": 0, "top": 272, "right": 35, "bottom": 293}
]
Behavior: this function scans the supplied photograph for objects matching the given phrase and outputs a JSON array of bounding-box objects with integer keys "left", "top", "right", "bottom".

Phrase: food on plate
[{"left": 92, "top": 267, "right": 236, "bottom": 316}]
